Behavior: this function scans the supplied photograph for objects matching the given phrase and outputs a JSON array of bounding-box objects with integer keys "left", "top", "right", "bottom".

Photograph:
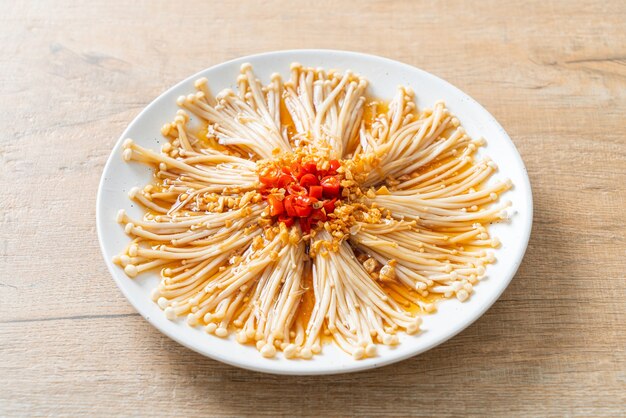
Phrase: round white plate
[{"left": 97, "top": 50, "right": 533, "bottom": 375}]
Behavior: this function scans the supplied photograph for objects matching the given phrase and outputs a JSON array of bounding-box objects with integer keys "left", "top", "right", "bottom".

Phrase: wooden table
[{"left": 2, "top": 1, "right": 625, "bottom": 416}]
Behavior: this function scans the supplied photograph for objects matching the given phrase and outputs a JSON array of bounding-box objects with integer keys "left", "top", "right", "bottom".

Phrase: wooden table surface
[{"left": 1, "top": 1, "right": 625, "bottom": 416}]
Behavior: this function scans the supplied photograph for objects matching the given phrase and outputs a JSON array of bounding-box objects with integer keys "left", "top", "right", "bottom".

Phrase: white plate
[{"left": 97, "top": 50, "right": 533, "bottom": 375}]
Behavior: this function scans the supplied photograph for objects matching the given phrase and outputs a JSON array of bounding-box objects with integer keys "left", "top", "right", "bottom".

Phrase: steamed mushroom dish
[{"left": 113, "top": 63, "right": 511, "bottom": 360}]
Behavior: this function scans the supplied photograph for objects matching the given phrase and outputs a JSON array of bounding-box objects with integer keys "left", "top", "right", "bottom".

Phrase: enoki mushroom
[{"left": 113, "top": 63, "right": 511, "bottom": 360}]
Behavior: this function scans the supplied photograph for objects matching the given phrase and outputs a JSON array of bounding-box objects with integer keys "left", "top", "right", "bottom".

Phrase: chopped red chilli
[{"left": 258, "top": 159, "right": 343, "bottom": 231}]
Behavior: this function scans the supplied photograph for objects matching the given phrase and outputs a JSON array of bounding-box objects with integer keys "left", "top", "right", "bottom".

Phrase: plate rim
[{"left": 96, "top": 49, "right": 533, "bottom": 375}]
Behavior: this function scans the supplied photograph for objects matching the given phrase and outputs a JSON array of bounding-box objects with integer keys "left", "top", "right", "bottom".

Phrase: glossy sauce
[
  {"left": 195, "top": 124, "right": 230, "bottom": 153},
  {"left": 295, "top": 261, "right": 315, "bottom": 328},
  {"left": 362, "top": 99, "right": 389, "bottom": 132},
  {"left": 279, "top": 95, "right": 298, "bottom": 140}
]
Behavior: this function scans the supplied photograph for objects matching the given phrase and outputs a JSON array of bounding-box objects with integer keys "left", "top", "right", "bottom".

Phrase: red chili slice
[
  {"left": 283, "top": 195, "right": 297, "bottom": 217},
  {"left": 295, "top": 206, "right": 311, "bottom": 217},
  {"left": 290, "top": 162, "right": 305, "bottom": 180},
  {"left": 267, "top": 195, "right": 284, "bottom": 216},
  {"left": 323, "top": 198, "right": 337, "bottom": 214},
  {"left": 299, "top": 173, "right": 319, "bottom": 188},
  {"left": 301, "top": 195, "right": 318, "bottom": 205},
  {"left": 293, "top": 195, "right": 313, "bottom": 217},
  {"left": 302, "top": 161, "right": 318, "bottom": 175},
  {"left": 277, "top": 174, "right": 293, "bottom": 189},
  {"left": 320, "top": 176, "right": 341, "bottom": 198},
  {"left": 310, "top": 208, "right": 327, "bottom": 223},
  {"left": 309, "top": 185, "right": 323, "bottom": 199},
  {"left": 287, "top": 183, "right": 307, "bottom": 196},
  {"left": 258, "top": 185, "right": 272, "bottom": 195},
  {"left": 259, "top": 168, "right": 280, "bottom": 186},
  {"left": 278, "top": 214, "right": 294, "bottom": 228},
  {"left": 299, "top": 217, "right": 311, "bottom": 233}
]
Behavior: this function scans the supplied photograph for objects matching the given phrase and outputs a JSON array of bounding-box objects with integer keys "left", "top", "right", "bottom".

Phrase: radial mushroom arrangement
[{"left": 113, "top": 63, "right": 511, "bottom": 360}]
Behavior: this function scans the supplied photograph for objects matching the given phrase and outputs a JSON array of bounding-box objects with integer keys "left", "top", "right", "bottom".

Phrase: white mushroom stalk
[
  {"left": 361, "top": 93, "right": 468, "bottom": 186},
  {"left": 176, "top": 64, "right": 292, "bottom": 160},
  {"left": 350, "top": 221, "right": 495, "bottom": 302},
  {"left": 283, "top": 63, "right": 367, "bottom": 158},
  {"left": 363, "top": 158, "right": 512, "bottom": 228},
  {"left": 122, "top": 139, "right": 258, "bottom": 196},
  {"left": 113, "top": 62, "right": 511, "bottom": 360},
  {"left": 304, "top": 231, "right": 422, "bottom": 359}
]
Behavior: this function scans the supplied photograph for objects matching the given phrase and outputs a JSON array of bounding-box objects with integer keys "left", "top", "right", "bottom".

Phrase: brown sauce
[
  {"left": 295, "top": 261, "right": 315, "bottom": 329},
  {"left": 195, "top": 124, "right": 229, "bottom": 153},
  {"left": 279, "top": 95, "right": 298, "bottom": 140},
  {"left": 362, "top": 99, "right": 389, "bottom": 130}
]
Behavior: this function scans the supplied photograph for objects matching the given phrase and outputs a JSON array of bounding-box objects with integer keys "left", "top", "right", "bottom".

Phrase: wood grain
[{"left": 1, "top": 0, "right": 625, "bottom": 416}]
